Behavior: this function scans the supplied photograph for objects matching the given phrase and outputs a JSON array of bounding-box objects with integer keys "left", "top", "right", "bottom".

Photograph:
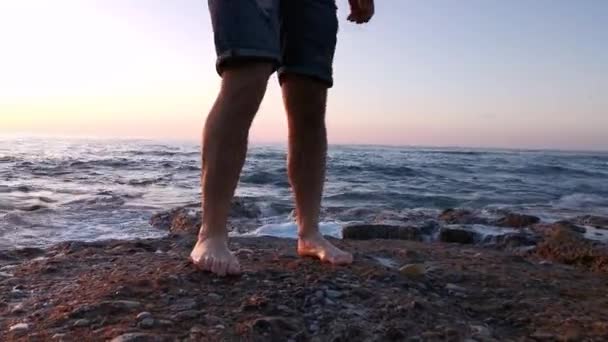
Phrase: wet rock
[
  {"left": 553, "top": 221, "right": 587, "bottom": 234},
  {"left": 533, "top": 221, "right": 585, "bottom": 235},
  {"left": 572, "top": 215, "right": 608, "bottom": 229},
  {"left": 494, "top": 213, "right": 540, "bottom": 228},
  {"left": 482, "top": 233, "right": 539, "bottom": 249},
  {"left": 535, "top": 226, "right": 608, "bottom": 273},
  {"left": 446, "top": 283, "right": 467, "bottom": 296},
  {"left": 157, "top": 319, "right": 174, "bottom": 328},
  {"left": 110, "top": 333, "right": 164, "bottom": 342},
  {"left": 250, "top": 316, "right": 303, "bottom": 340},
  {"left": 138, "top": 317, "right": 155, "bottom": 329},
  {"left": 207, "top": 292, "right": 222, "bottom": 303},
  {"left": 70, "top": 300, "right": 142, "bottom": 318},
  {"left": 149, "top": 206, "right": 201, "bottom": 234},
  {"left": 150, "top": 198, "right": 259, "bottom": 234},
  {"left": 530, "top": 330, "right": 556, "bottom": 340},
  {"left": 10, "top": 302, "right": 25, "bottom": 314},
  {"left": 170, "top": 310, "right": 202, "bottom": 321},
  {"left": 73, "top": 319, "right": 91, "bottom": 327},
  {"left": 342, "top": 224, "right": 422, "bottom": 241},
  {"left": 168, "top": 209, "right": 201, "bottom": 235},
  {"left": 52, "top": 333, "right": 67, "bottom": 340},
  {"left": 439, "top": 227, "right": 480, "bottom": 244},
  {"left": 136, "top": 311, "right": 153, "bottom": 321},
  {"left": 9, "top": 322, "right": 30, "bottom": 335},
  {"left": 230, "top": 197, "right": 261, "bottom": 218},
  {"left": 439, "top": 209, "right": 487, "bottom": 225},
  {"left": 399, "top": 264, "right": 426, "bottom": 278},
  {"left": 325, "top": 289, "right": 342, "bottom": 299}
]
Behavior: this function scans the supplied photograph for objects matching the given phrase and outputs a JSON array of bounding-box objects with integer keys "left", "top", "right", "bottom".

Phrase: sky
[{"left": 0, "top": 0, "right": 607, "bottom": 150}]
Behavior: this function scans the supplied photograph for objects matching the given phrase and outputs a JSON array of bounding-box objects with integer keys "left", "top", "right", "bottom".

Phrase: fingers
[{"left": 348, "top": 0, "right": 374, "bottom": 24}]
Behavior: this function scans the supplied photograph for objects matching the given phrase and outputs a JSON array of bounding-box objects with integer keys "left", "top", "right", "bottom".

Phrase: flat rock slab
[{"left": 1, "top": 236, "right": 607, "bottom": 340}]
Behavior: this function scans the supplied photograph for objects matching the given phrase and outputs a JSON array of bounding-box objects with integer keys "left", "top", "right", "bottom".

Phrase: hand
[{"left": 347, "top": 0, "right": 374, "bottom": 24}]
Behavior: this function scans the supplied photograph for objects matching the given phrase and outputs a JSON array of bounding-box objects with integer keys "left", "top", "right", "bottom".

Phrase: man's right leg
[{"left": 190, "top": 62, "right": 273, "bottom": 276}]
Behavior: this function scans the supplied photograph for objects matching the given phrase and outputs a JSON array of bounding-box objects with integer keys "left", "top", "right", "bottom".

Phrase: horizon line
[{"left": 1, "top": 132, "right": 607, "bottom": 154}]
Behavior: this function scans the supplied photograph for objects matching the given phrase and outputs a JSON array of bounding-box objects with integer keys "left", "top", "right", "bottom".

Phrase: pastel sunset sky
[{"left": 1, "top": 0, "right": 607, "bottom": 150}]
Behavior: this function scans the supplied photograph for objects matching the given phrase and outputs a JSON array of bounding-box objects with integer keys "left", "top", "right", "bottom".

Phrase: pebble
[
  {"left": 111, "top": 300, "right": 142, "bottom": 310},
  {"left": 470, "top": 324, "right": 491, "bottom": 337},
  {"left": 171, "top": 310, "right": 203, "bottom": 321},
  {"left": 136, "top": 311, "right": 153, "bottom": 321},
  {"left": 73, "top": 319, "right": 91, "bottom": 327},
  {"left": 315, "top": 290, "right": 324, "bottom": 299},
  {"left": 446, "top": 283, "right": 467, "bottom": 292},
  {"left": 324, "top": 298, "right": 336, "bottom": 306},
  {"left": 277, "top": 304, "right": 291, "bottom": 312},
  {"left": 157, "top": 319, "right": 174, "bottom": 327},
  {"left": 10, "top": 303, "right": 25, "bottom": 314},
  {"left": 9, "top": 322, "right": 30, "bottom": 335},
  {"left": 138, "top": 317, "right": 155, "bottom": 329},
  {"left": 309, "top": 323, "right": 320, "bottom": 332},
  {"left": 399, "top": 264, "right": 426, "bottom": 278},
  {"left": 325, "top": 290, "right": 342, "bottom": 299},
  {"left": 530, "top": 330, "right": 556, "bottom": 340},
  {"left": 208, "top": 292, "right": 222, "bottom": 302},
  {"left": 110, "top": 333, "right": 162, "bottom": 342}
]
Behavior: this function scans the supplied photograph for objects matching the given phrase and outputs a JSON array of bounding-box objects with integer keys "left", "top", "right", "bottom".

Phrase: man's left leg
[{"left": 281, "top": 74, "right": 353, "bottom": 265}]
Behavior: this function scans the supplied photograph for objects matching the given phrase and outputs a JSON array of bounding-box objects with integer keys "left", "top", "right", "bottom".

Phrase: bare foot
[
  {"left": 190, "top": 237, "right": 241, "bottom": 276},
  {"left": 298, "top": 232, "right": 353, "bottom": 265}
]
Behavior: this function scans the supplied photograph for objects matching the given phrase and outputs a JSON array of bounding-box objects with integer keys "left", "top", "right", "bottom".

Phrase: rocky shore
[{"left": 2, "top": 208, "right": 608, "bottom": 341}]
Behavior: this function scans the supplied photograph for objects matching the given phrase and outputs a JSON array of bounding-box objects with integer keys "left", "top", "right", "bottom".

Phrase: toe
[
  {"left": 206, "top": 256, "right": 217, "bottom": 273},
  {"left": 216, "top": 260, "right": 228, "bottom": 276},
  {"left": 227, "top": 259, "right": 241, "bottom": 275}
]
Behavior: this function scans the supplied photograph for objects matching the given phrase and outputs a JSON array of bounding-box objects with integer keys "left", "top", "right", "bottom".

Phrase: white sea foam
[{"left": 233, "top": 221, "right": 343, "bottom": 239}]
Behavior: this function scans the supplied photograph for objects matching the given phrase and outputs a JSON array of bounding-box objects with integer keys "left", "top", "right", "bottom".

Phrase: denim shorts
[{"left": 208, "top": 0, "right": 338, "bottom": 87}]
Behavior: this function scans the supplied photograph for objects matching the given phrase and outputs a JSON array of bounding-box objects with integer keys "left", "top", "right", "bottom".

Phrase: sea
[{"left": 1, "top": 137, "right": 607, "bottom": 249}]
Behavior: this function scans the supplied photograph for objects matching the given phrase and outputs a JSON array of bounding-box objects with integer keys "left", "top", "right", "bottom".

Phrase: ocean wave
[
  {"left": 552, "top": 193, "right": 608, "bottom": 209},
  {"left": 126, "top": 150, "right": 199, "bottom": 157},
  {"left": 240, "top": 171, "right": 288, "bottom": 186},
  {"left": 517, "top": 164, "right": 605, "bottom": 178}
]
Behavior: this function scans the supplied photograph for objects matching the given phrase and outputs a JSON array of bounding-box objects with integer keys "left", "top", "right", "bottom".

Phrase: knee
[{"left": 220, "top": 62, "right": 273, "bottom": 103}]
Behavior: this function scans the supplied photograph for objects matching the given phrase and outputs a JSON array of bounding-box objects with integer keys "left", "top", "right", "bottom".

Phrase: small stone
[
  {"left": 138, "top": 317, "right": 155, "bottom": 329},
  {"left": 440, "top": 227, "right": 480, "bottom": 244},
  {"left": 315, "top": 290, "right": 324, "bottom": 299},
  {"left": 171, "top": 310, "right": 202, "bottom": 321},
  {"left": 214, "top": 324, "right": 226, "bottom": 329},
  {"left": 325, "top": 290, "right": 342, "bottom": 299},
  {"left": 110, "top": 333, "right": 162, "bottom": 342},
  {"left": 277, "top": 305, "right": 291, "bottom": 312},
  {"left": 399, "top": 264, "right": 426, "bottom": 278},
  {"left": 310, "top": 323, "right": 320, "bottom": 332},
  {"left": 136, "top": 311, "right": 153, "bottom": 321},
  {"left": 208, "top": 292, "right": 222, "bottom": 302},
  {"left": 9, "top": 322, "right": 29, "bottom": 335},
  {"left": 73, "top": 319, "right": 91, "bottom": 327},
  {"left": 52, "top": 333, "right": 67, "bottom": 340},
  {"left": 530, "top": 330, "right": 555, "bottom": 340},
  {"left": 324, "top": 298, "right": 336, "bottom": 306},
  {"left": 10, "top": 303, "right": 25, "bottom": 314},
  {"left": 446, "top": 283, "right": 467, "bottom": 294},
  {"left": 470, "top": 324, "right": 491, "bottom": 337},
  {"left": 157, "top": 319, "right": 174, "bottom": 327}
]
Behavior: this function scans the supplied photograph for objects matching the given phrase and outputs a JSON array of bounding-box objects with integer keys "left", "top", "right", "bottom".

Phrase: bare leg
[
  {"left": 282, "top": 74, "right": 353, "bottom": 265},
  {"left": 190, "top": 62, "right": 273, "bottom": 276}
]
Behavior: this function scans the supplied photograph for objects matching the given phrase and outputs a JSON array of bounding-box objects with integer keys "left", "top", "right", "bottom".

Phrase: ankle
[
  {"left": 298, "top": 230, "right": 322, "bottom": 241},
  {"left": 197, "top": 227, "right": 228, "bottom": 243}
]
